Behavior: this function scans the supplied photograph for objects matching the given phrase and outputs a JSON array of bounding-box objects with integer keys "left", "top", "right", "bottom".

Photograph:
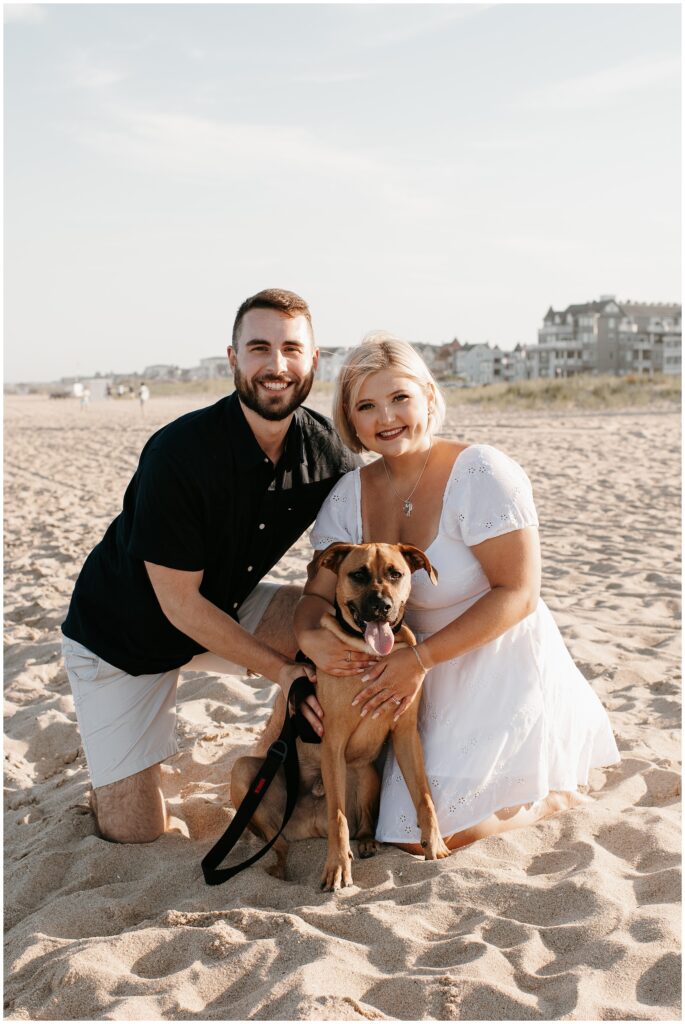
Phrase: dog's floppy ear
[
  {"left": 398, "top": 544, "right": 438, "bottom": 585},
  {"left": 307, "top": 543, "right": 355, "bottom": 581}
]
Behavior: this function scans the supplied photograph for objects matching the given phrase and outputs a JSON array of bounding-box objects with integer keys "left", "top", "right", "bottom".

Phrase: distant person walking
[
  {"left": 80, "top": 385, "right": 91, "bottom": 412},
  {"left": 138, "top": 382, "right": 150, "bottom": 414}
]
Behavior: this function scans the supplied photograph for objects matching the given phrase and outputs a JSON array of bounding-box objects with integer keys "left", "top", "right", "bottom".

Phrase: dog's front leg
[
  {"left": 391, "top": 714, "right": 450, "bottom": 860},
  {"left": 319, "top": 739, "right": 354, "bottom": 890}
]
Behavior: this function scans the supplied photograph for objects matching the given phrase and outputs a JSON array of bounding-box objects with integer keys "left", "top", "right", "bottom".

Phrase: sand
[{"left": 3, "top": 393, "right": 681, "bottom": 1021}]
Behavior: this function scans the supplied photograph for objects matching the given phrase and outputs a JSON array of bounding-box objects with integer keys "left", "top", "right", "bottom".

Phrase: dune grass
[{"left": 441, "top": 373, "right": 681, "bottom": 411}]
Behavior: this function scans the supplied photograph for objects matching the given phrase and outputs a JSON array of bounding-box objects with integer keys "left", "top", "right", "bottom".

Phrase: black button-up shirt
[{"left": 62, "top": 394, "right": 357, "bottom": 675}]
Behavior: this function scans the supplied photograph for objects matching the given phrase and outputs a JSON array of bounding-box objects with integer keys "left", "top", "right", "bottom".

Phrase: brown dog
[{"left": 230, "top": 542, "right": 450, "bottom": 890}]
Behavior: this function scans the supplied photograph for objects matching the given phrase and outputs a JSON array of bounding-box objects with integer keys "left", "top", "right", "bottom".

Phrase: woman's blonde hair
[{"left": 333, "top": 331, "right": 447, "bottom": 453}]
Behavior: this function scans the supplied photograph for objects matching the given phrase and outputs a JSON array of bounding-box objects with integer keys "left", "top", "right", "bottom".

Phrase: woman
[{"left": 294, "top": 334, "right": 620, "bottom": 853}]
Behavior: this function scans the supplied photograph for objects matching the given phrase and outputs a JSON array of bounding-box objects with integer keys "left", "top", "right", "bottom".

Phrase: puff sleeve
[
  {"left": 309, "top": 470, "right": 361, "bottom": 550},
  {"left": 448, "top": 444, "right": 539, "bottom": 547}
]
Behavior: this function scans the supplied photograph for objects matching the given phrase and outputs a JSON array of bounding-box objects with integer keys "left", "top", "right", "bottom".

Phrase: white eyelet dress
[{"left": 310, "top": 444, "right": 621, "bottom": 843}]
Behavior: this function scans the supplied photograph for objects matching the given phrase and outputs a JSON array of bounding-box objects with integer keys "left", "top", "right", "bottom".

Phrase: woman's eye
[
  {"left": 393, "top": 393, "right": 409, "bottom": 402},
  {"left": 357, "top": 402, "right": 373, "bottom": 411}
]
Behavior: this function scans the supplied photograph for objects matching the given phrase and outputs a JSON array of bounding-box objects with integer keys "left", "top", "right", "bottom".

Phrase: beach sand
[{"left": 4, "top": 394, "right": 681, "bottom": 1021}]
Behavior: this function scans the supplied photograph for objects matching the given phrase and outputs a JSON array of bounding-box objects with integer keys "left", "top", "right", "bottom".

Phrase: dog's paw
[
  {"left": 421, "top": 833, "right": 451, "bottom": 860},
  {"left": 357, "top": 837, "right": 379, "bottom": 859},
  {"left": 266, "top": 859, "right": 288, "bottom": 880},
  {"left": 320, "top": 852, "right": 354, "bottom": 891}
]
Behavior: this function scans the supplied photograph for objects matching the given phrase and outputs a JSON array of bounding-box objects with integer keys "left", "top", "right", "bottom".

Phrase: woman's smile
[{"left": 376, "top": 426, "right": 406, "bottom": 441}]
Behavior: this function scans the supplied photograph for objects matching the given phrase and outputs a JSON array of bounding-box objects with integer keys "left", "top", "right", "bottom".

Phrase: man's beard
[{"left": 232, "top": 364, "right": 316, "bottom": 422}]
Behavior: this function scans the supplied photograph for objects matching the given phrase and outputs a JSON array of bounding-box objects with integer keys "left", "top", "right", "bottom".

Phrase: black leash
[{"left": 201, "top": 669, "right": 318, "bottom": 886}]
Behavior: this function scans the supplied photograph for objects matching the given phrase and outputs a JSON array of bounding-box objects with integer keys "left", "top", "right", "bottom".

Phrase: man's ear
[
  {"left": 398, "top": 544, "right": 438, "bottom": 585},
  {"left": 311, "top": 346, "right": 320, "bottom": 371},
  {"left": 227, "top": 345, "right": 237, "bottom": 372},
  {"left": 307, "top": 542, "right": 354, "bottom": 581}
]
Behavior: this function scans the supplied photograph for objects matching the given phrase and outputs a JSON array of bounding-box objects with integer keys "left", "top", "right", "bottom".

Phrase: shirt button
[
  {"left": 258, "top": 523, "right": 265, "bottom": 529},
  {"left": 233, "top": 602, "right": 239, "bottom": 609},
  {"left": 247, "top": 566, "right": 253, "bottom": 572}
]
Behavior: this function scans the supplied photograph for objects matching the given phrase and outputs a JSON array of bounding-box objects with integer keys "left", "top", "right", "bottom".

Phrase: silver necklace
[{"left": 382, "top": 439, "right": 433, "bottom": 517}]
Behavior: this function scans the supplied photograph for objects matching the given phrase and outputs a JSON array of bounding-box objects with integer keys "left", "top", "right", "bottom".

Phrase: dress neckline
[{"left": 355, "top": 443, "right": 475, "bottom": 554}]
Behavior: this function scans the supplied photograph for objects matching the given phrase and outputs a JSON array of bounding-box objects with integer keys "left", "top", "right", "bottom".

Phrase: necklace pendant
[{"left": 403, "top": 499, "right": 413, "bottom": 517}]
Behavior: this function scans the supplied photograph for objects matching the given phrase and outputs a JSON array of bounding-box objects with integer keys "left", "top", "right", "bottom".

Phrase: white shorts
[{"left": 62, "top": 581, "right": 280, "bottom": 789}]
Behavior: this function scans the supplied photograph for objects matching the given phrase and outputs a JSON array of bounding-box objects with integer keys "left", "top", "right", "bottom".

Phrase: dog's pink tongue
[{"left": 364, "top": 621, "right": 395, "bottom": 656}]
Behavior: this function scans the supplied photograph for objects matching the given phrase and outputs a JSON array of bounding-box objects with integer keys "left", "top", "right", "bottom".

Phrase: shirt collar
[{"left": 226, "top": 393, "right": 305, "bottom": 472}]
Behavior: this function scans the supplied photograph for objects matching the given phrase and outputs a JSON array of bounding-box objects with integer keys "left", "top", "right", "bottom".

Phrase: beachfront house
[
  {"left": 454, "top": 343, "right": 499, "bottom": 386},
  {"left": 528, "top": 296, "right": 682, "bottom": 378}
]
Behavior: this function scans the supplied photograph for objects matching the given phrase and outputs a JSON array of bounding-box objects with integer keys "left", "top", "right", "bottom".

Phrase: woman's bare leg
[{"left": 393, "top": 790, "right": 588, "bottom": 856}]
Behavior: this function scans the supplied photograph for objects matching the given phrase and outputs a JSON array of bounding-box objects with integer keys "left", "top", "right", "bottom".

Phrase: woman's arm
[
  {"left": 294, "top": 565, "right": 379, "bottom": 677},
  {"left": 354, "top": 526, "right": 541, "bottom": 716},
  {"left": 419, "top": 525, "right": 541, "bottom": 668}
]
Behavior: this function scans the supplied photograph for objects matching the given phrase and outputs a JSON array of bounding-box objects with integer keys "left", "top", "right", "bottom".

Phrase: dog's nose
[{"left": 365, "top": 592, "right": 393, "bottom": 618}]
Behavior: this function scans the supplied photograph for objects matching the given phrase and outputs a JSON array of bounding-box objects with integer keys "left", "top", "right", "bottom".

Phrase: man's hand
[
  {"left": 277, "top": 661, "right": 324, "bottom": 738},
  {"left": 298, "top": 626, "right": 378, "bottom": 677},
  {"left": 351, "top": 647, "right": 426, "bottom": 722}
]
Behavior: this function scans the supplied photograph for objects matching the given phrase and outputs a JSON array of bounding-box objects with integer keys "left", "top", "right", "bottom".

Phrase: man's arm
[{"left": 144, "top": 562, "right": 301, "bottom": 697}]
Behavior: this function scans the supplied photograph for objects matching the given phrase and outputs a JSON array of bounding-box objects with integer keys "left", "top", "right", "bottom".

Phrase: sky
[{"left": 4, "top": 2, "right": 681, "bottom": 383}]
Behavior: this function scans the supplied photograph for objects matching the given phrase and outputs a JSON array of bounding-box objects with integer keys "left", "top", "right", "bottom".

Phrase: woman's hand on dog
[
  {"left": 277, "top": 661, "right": 325, "bottom": 738},
  {"left": 298, "top": 627, "right": 379, "bottom": 677},
  {"left": 351, "top": 647, "right": 426, "bottom": 721}
]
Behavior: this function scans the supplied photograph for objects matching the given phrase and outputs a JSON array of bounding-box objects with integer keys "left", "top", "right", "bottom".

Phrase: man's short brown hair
[{"left": 232, "top": 288, "right": 313, "bottom": 346}]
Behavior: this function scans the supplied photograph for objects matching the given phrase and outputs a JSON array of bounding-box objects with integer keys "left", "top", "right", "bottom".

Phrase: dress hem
[{"left": 374, "top": 753, "right": 619, "bottom": 844}]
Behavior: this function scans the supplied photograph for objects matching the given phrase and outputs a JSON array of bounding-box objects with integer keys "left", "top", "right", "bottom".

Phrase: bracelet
[{"left": 410, "top": 645, "right": 428, "bottom": 672}]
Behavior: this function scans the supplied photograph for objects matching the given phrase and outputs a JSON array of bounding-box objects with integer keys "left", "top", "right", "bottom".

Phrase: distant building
[
  {"left": 197, "top": 356, "right": 231, "bottom": 379},
  {"left": 617, "top": 302, "right": 682, "bottom": 377},
  {"left": 501, "top": 344, "right": 528, "bottom": 382},
  {"left": 455, "top": 343, "right": 497, "bottom": 385},
  {"left": 529, "top": 296, "right": 681, "bottom": 378},
  {"left": 142, "top": 364, "right": 182, "bottom": 380},
  {"left": 315, "top": 347, "right": 349, "bottom": 383}
]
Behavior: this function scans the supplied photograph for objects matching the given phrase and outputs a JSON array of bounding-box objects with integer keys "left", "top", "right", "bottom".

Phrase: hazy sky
[{"left": 4, "top": 2, "right": 681, "bottom": 382}]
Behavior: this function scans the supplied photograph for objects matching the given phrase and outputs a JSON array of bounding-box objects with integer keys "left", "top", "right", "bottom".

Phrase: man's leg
[
  {"left": 251, "top": 583, "right": 302, "bottom": 659},
  {"left": 91, "top": 765, "right": 167, "bottom": 843},
  {"left": 63, "top": 637, "right": 179, "bottom": 845},
  {"left": 70, "top": 585, "right": 304, "bottom": 843}
]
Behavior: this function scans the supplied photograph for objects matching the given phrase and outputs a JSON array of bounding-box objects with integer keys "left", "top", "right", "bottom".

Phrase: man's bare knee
[
  {"left": 253, "top": 584, "right": 303, "bottom": 659},
  {"left": 94, "top": 763, "right": 167, "bottom": 844}
]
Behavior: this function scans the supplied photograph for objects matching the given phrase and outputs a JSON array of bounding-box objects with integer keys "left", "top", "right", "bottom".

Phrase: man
[{"left": 61, "top": 288, "right": 363, "bottom": 844}]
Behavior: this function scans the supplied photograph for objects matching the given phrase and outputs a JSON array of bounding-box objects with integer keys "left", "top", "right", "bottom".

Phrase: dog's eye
[
  {"left": 387, "top": 569, "right": 403, "bottom": 580},
  {"left": 350, "top": 569, "right": 370, "bottom": 582}
]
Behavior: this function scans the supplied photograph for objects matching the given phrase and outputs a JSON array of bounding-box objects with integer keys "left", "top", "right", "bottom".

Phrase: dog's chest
[{"left": 317, "top": 674, "right": 391, "bottom": 764}]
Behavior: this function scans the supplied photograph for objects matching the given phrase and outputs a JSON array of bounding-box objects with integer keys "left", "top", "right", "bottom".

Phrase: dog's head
[{"left": 309, "top": 542, "right": 438, "bottom": 656}]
